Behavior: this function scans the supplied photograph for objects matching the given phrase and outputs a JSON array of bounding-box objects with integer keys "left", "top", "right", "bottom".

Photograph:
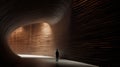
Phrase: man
[{"left": 56, "top": 49, "right": 59, "bottom": 62}]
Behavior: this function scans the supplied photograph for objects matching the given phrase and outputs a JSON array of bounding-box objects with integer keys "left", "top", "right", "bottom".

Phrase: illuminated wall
[{"left": 8, "top": 23, "right": 56, "bottom": 56}]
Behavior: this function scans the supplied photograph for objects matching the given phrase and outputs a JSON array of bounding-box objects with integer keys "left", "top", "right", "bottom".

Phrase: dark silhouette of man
[{"left": 56, "top": 49, "right": 59, "bottom": 62}]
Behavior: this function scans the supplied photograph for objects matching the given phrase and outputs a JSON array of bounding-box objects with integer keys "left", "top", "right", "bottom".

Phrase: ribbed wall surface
[{"left": 63, "top": 0, "right": 120, "bottom": 66}]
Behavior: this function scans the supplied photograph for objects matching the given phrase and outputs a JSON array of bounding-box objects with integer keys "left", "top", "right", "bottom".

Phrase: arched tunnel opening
[
  {"left": 0, "top": 0, "right": 71, "bottom": 66},
  {"left": 7, "top": 22, "right": 56, "bottom": 57}
]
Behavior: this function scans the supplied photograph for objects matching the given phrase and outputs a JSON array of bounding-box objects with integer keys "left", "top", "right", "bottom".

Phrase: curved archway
[
  {"left": 0, "top": 0, "right": 70, "bottom": 65},
  {"left": 8, "top": 22, "right": 56, "bottom": 57}
]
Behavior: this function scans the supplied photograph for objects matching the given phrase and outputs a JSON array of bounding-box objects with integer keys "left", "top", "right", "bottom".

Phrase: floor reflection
[{"left": 14, "top": 55, "right": 98, "bottom": 67}]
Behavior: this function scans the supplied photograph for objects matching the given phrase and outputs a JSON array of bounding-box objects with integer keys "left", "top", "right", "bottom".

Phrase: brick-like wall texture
[
  {"left": 8, "top": 10, "right": 70, "bottom": 57},
  {"left": 8, "top": 23, "right": 56, "bottom": 56}
]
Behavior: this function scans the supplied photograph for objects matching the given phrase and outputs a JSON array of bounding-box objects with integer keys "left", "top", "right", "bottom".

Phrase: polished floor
[{"left": 14, "top": 54, "right": 98, "bottom": 67}]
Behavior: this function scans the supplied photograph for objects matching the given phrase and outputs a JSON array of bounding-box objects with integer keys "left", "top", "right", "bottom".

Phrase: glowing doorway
[{"left": 8, "top": 23, "right": 56, "bottom": 57}]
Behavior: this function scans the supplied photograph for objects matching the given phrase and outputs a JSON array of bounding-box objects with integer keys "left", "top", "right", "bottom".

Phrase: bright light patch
[
  {"left": 41, "top": 23, "right": 52, "bottom": 35},
  {"left": 14, "top": 27, "right": 23, "bottom": 33},
  {"left": 18, "top": 54, "right": 53, "bottom": 58}
]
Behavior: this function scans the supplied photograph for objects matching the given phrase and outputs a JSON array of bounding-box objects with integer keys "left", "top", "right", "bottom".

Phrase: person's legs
[{"left": 56, "top": 56, "right": 59, "bottom": 62}]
